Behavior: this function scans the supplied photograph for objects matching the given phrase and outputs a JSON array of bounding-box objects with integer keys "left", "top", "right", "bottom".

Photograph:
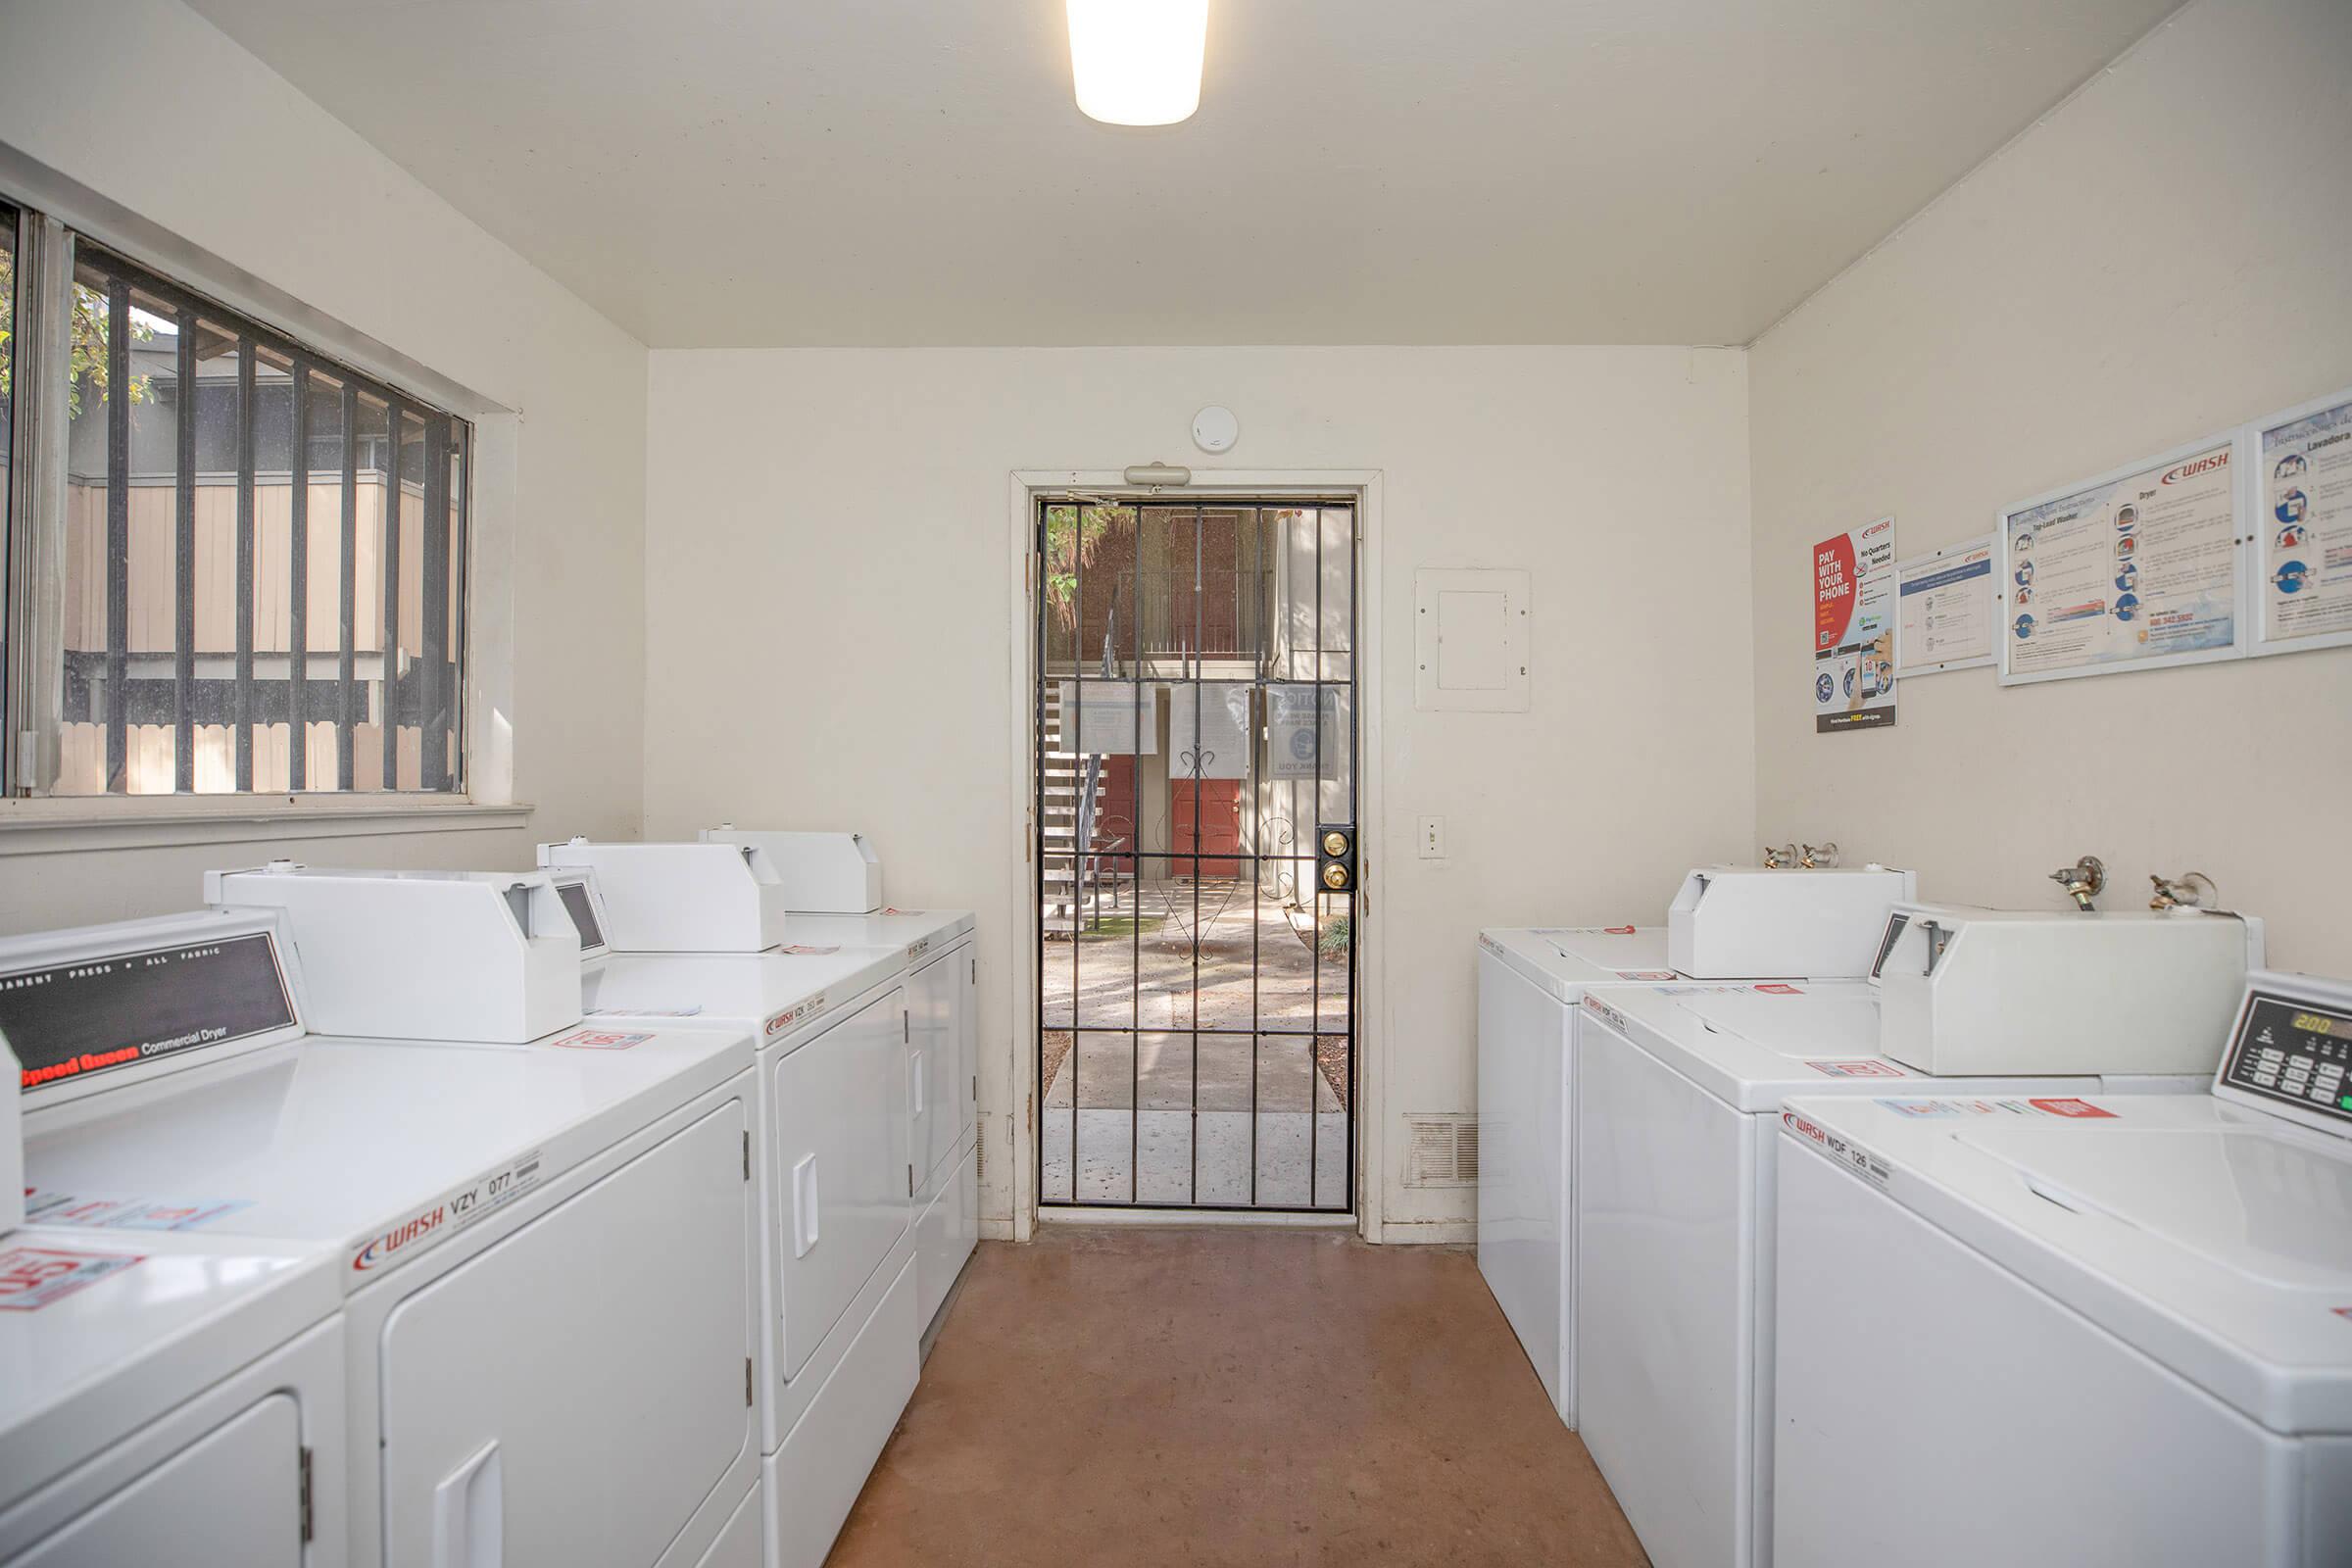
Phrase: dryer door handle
[
  {"left": 433, "top": 1440, "right": 503, "bottom": 1568},
  {"left": 910, "top": 1054, "right": 926, "bottom": 1119},
  {"left": 792, "top": 1153, "right": 820, "bottom": 1257}
]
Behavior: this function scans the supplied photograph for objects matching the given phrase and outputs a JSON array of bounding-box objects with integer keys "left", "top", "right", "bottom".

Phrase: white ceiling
[{"left": 187, "top": 0, "right": 2179, "bottom": 348}]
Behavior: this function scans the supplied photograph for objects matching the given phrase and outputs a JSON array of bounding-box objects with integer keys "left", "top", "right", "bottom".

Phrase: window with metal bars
[{"left": 2, "top": 209, "right": 469, "bottom": 797}]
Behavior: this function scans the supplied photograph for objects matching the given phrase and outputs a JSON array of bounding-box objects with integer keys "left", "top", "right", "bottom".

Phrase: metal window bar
[
  {"left": 103, "top": 284, "right": 128, "bottom": 793},
  {"left": 233, "top": 335, "right": 256, "bottom": 791},
  {"left": 380, "top": 398, "right": 403, "bottom": 790},
  {"left": 172, "top": 304, "right": 196, "bottom": 791},
  {"left": 287, "top": 357, "right": 308, "bottom": 791},
  {"left": 419, "top": 414, "right": 448, "bottom": 790},
  {"left": 338, "top": 383, "right": 358, "bottom": 788}
]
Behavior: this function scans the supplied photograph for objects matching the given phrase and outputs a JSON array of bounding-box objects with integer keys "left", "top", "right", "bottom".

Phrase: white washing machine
[
  {"left": 1773, "top": 971, "right": 2352, "bottom": 1567},
  {"left": 1475, "top": 866, "right": 1916, "bottom": 1432},
  {"left": 1572, "top": 978, "right": 2188, "bottom": 1568},
  {"left": 6, "top": 894, "right": 764, "bottom": 1568},
  {"left": 1476, "top": 925, "right": 1684, "bottom": 1426},
  {"left": 1, "top": 1224, "right": 344, "bottom": 1567},
  {"left": 548, "top": 864, "right": 924, "bottom": 1568},
  {"left": 698, "top": 827, "right": 979, "bottom": 1335}
]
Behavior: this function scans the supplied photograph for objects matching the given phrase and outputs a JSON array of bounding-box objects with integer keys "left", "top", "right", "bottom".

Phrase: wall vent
[{"left": 1403, "top": 1113, "right": 1479, "bottom": 1187}]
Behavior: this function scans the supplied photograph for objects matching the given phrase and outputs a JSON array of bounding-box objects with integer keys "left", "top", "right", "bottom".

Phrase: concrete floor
[{"left": 826, "top": 1227, "right": 1647, "bottom": 1568}]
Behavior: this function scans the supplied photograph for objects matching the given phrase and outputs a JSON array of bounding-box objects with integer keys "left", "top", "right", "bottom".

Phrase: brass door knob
[
  {"left": 1322, "top": 830, "right": 1349, "bottom": 858},
  {"left": 1322, "top": 862, "right": 1349, "bottom": 891}
]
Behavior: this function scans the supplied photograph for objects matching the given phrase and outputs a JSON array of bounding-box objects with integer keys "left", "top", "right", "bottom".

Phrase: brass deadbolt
[
  {"left": 1322, "top": 862, "right": 1349, "bottom": 891},
  {"left": 1322, "top": 830, "right": 1349, "bottom": 858}
]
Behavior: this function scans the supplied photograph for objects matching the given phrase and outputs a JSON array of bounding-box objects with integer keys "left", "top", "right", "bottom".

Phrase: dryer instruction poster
[
  {"left": 2000, "top": 440, "right": 2238, "bottom": 682},
  {"left": 2257, "top": 393, "right": 2352, "bottom": 651},
  {"left": 1813, "top": 516, "right": 1896, "bottom": 732}
]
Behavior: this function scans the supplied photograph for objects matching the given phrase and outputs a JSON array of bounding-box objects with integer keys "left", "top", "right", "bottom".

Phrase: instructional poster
[
  {"left": 2255, "top": 391, "right": 2352, "bottom": 655},
  {"left": 2000, "top": 437, "right": 2240, "bottom": 684},
  {"left": 1894, "top": 536, "right": 1994, "bottom": 675},
  {"left": 1813, "top": 517, "right": 1896, "bottom": 732}
]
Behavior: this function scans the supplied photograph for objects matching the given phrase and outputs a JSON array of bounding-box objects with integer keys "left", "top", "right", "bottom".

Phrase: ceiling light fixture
[{"left": 1066, "top": 0, "right": 1208, "bottom": 127}]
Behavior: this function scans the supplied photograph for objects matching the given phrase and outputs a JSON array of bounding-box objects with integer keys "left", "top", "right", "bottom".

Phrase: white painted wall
[
  {"left": 644, "top": 346, "right": 1755, "bottom": 1235},
  {"left": 1749, "top": 0, "right": 2352, "bottom": 971},
  {"left": 0, "top": 0, "right": 648, "bottom": 930}
]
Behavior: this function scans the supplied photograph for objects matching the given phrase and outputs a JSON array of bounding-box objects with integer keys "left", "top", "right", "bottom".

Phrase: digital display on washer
[
  {"left": 4, "top": 932, "right": 297, "bottom": 1092},
  {"left": 556, "top": 879, "right": 606, "bottom": 954},
  {"left": 2220, "top": 990, "right": 2352, "bottom": 1129}
]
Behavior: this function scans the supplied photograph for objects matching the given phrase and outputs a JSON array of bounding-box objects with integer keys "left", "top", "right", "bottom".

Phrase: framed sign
[
  {"left": 2246, "top": 386, "right": 2352, "bottom": 659},
  {"left": 1996, "top": 431, "right": 2246, "bottom": 686}
]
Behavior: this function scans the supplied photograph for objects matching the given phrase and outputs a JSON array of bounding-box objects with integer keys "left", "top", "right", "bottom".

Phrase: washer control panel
[{"left": 2219, "top": 981, "right": 2352, "bottom": 1131}]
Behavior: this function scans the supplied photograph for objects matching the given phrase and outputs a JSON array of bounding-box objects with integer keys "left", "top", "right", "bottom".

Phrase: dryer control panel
[{"left": 2217, "top": 975, "right": 2352, "bottom": 1134}]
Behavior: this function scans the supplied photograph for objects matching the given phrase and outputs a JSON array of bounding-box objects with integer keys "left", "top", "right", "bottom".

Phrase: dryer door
[
  {"left": 378, "top": 1098, "right": 754, "bottom": 1568},
  {"left": 773, "top": 986, "right": 911, "bottom": 1381},
  {"left": 10, "top": 1393, "right": 304, "bottom": 1568}
]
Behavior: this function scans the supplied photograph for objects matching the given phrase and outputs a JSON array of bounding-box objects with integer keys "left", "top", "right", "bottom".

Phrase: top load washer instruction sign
[
  {"left": 2255, "top": 390, "right": 2352, "bottom": 655},
  {"left": 1813, "top": 517, "right": 1896, "bottom": 732},
  {"left": 1999, "top": 435, "right": 2241, "bottom": 684}
]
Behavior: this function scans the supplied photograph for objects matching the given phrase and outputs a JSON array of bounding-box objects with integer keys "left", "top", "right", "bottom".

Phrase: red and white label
[
  {"left": 1754, "top": 983, "right": 1804, "bottom": 996},
  {"left": 781, "top": 944, "right": 840, "bottom": 956},
  {"left": 551, "top": 1029, "right": 652, "bottom": 1051},
  {"left": 2024, "top": 1098, "right": 2116, "bottom": 1119},
  {"left": 1604, "top": 925, "right": 1637, "bottom": 935},
  {"left": 1615, "top": 969, "right": 1677, "bottom": 981},
  {"left": 0, "top": 1246, "right": 144, "bottom": 1311},
  {"left": 1807, "top": 1059, "right": 1905, "bottom": 1078},
  {"left": 1780, "top": 1110, "right": 1891, "bottom": 1188}
]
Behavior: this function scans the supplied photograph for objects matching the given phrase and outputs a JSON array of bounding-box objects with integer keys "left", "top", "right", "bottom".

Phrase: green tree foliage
[
  {"left": 1043, "top": 502, "right": 1132, "bottom": 633},
  {"left": 0, "top": 249, "right": 154, "bottom": 415}
]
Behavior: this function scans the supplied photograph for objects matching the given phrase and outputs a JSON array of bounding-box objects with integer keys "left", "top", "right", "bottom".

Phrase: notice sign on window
[
  {"left": 1999, "top": 434, "right": 2241, "bottom": 685},
  {"left": 1813, "top": 517, "right": 1897, "bottom": 732}
]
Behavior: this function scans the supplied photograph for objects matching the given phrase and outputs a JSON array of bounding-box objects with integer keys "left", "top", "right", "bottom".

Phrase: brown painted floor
[{"left": 826, "top": 1227, "right": 1648, "bottom": 1567}]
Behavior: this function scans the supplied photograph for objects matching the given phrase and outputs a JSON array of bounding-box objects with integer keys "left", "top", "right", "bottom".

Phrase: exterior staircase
[{"left": 1040, "top": 684, "right": 1127, "bottom": 935}]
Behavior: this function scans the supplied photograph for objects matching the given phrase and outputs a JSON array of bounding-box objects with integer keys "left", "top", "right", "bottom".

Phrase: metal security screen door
[{"left": 1036, "top": 498, "right": 1358, "bottom": 1212}]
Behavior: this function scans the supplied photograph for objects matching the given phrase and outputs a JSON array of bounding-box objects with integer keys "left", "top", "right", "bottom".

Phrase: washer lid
[
  {"left": 775, "top": 908, "right": 974, "bottom": 963},
  {"left": 1479, "top": 926, "right": 1675, "bottom": 1001},
  {"left": 0, "top": 1227, "right": 337, "bottom": 1510},
  {"left": 1958, "top": 1123, "right": 2352, "bottom": 1289},
  {"left": 584, "top": 948, "right": 903, "bottom": 1047},
  {"left": 1593, "top": 982, "right": 2094, "bottom": 1111},
  {"left": 24, "top": 1023, "right": 751, "bottom": 1289},
  {"left": 1780, "top": 1092, "right": 2352, "bottom": 1434}
]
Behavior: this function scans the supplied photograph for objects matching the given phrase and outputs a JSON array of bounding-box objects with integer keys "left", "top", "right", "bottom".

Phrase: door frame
[{"left": 1004, "top": 469, "right": 1388, "bottom": 1242}]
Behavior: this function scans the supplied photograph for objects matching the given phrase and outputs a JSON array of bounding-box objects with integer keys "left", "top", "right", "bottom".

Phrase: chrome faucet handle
[
  {"left": 2150, "top": 871, "right": 2217, "bottom": 910},
  {"left": 1800, "top": 842, "right": 1839, "bottom": 869}
]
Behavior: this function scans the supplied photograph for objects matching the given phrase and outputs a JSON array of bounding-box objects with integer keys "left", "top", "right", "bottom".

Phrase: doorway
[{"left": 1034, "top": 497, "right": 1358, "bottom": 1213}]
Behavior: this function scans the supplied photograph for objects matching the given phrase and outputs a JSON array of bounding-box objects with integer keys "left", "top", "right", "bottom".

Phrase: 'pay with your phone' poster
[{"left": 1813, "top": 517, "right": 1896, "bottom": 733}]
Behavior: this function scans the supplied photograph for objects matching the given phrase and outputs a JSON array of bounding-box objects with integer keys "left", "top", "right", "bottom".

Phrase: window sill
[{"left": 0, "top": 796, "right": 534, "bottom": 857}]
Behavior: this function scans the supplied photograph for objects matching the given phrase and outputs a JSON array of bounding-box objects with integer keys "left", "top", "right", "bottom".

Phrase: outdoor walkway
[{"left": 825, "top": 1227, "right": 1647, "bottom": 1567}]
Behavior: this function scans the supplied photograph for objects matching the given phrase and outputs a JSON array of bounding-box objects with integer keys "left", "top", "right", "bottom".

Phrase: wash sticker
[
  {"left": 0, "top": 1246, "right": 144, "bottom": 1311},
  {"left": 589, "top": 1005, "right": 703, "bottom": 1018},
  {"left": 763, "top": 995, "right": 828, "bottom": 1040},
  {"left": 1582, "top": 996, "right": 1631, "bottom": 1035},
  {"left": 1781, "top": 1110, "right": 1892, "bottom": 1189},
  {"left": 906, "top": 937, "right": 932, "bottom": 962},
  {"left": 1614, "top": 970, "right": 1678, "bottom": 981},
  {"left": 1478, "top": 934, "right": 1507, "bottom": 957},
  {"left": 353, "top": 1147, "right": 544, "bottom": 1273},
  {"left": 1753, "top": 983, "right": 1804, "bottom": 995},
  {"left": 551, "top": 1029, "right": 653, "bottom": 1051},
  {"left": 23, "top": 1190, "right": 252, "bottom": 1231},
  {"left": 782, "top": 945, "right": 840, "bottom": 956},
  {"left": 1807, "top": 1059, "right": 1906, "bottom": 1078}
]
